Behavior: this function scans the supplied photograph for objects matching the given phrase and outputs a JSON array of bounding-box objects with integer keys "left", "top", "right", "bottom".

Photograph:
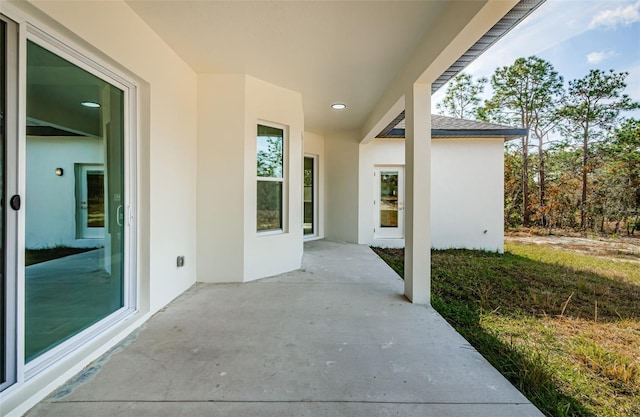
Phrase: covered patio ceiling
[{"left": 125, "top": 0, "right": 543, "bottom": 136}]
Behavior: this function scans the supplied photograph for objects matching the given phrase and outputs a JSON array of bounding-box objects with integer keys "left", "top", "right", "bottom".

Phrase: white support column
[{"left": 404, "top": 82, "right": 431, "bottom": 304}]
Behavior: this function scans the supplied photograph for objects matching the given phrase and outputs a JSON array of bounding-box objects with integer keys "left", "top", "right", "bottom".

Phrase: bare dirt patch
[{"left": 505, "top": 231, "right": 640, "bottom": 263}]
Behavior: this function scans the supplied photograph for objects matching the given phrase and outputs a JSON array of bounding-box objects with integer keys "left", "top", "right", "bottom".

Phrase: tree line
[{"left": 436, "top": 57, "right": 640, "bottom": 235}]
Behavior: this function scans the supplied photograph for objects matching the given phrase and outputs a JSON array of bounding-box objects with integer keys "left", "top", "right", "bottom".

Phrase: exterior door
[
  {"left": 374, "top": 166, "right": 404, "bottom": 239},
  {"left": 0, "top": 12, "right": 134, "bottom": 393},
  {"left": 77, "top": 165, "right": 105, "bottom": 239}
]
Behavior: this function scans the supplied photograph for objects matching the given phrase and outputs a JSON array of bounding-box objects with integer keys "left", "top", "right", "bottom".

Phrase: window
[
  {"left": 303, "top": 155, "right": 317, "bottom": 236},
  {"left": 257, "top": 124, "right": 286, "bottom": 232}
]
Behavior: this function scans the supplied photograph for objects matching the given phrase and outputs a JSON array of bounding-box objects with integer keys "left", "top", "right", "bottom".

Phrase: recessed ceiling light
[
  {"left": 81, "top": 101, "right": 101, "bottom": 108},
  {"left": 331, "top": 103, "right": 346, "bottom": 110}
]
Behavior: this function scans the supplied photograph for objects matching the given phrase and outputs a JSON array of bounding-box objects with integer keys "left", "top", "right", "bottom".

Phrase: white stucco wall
[
  {"left": 25, "top": 136, "right": 104, "bottom": 249},
  {"left": 244, "top": 76, "right": 305, "bottom": 281},
  {"left": 197, "top": 74, "right": 246, "bottom": 283},
  {"left": 358, "top": 138, "right": 505, "bottom": 252},
  {"left": 431, "top": 138, "right": 504, "bottom": 252},
  {"left": 303, "top": 131, "right": 326, "bottom": 240},
  {"left": 197, "top": 74, "right": 305, "bottom": 283},
  {"left": 324, "top": 131, "right": 360, "bottom": 243}
]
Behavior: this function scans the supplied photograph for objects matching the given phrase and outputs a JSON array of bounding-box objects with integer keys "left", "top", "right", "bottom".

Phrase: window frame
[
  {"left": 303, "top": 154, "right": 319, "bottom": 239},
  {"left": 256, "top": 121, "right": 288, "bottom": 235}
]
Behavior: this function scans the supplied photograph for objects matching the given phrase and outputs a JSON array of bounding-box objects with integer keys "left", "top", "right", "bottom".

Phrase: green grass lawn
[{"left": 372, "top": 242, "right": 640, "bottom": 417}]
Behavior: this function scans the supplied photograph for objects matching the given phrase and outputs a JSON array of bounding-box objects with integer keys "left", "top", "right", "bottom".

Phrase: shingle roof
[{"left": 379, "top": 114, "right": 528, "bottom": 140}]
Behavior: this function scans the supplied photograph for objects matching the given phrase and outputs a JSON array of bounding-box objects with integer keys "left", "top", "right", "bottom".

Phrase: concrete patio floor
[{"left": 26, "top": 240, "right": 544, "bottom": 417}]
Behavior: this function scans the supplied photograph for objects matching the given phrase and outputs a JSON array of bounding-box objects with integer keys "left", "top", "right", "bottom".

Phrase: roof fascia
[{"left": 431, "top": 128, "right": 528, "bottom": 137}]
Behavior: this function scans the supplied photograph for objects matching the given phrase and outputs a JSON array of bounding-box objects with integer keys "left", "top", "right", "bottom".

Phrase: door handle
[
  {"left": 10, "top": 195, "right": 21, "bottom": 211},
  {"left": 117, "top": 205, "right": 124, "bottom": 226}
]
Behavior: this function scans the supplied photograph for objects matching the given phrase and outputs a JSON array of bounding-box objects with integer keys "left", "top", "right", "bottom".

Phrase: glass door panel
[
  {"left": 24, "top": 40, "right": 125, "bottom": 362},
  {"left": 303, "top": 156, "right": 315, "bottom": 236},
  {"left": 374, "top": 166, "right": 404, "bottom": 239},
  {"left": 380, "top": 171, "right": 399, "bottom": 227}
]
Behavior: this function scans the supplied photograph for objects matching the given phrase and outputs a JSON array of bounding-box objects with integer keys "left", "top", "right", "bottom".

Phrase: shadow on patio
[{"left": 26, "top": 240, "right": 544, "bottom": 417}]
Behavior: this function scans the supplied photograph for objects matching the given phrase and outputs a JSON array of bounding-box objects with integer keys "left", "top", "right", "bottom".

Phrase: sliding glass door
[
  {"left": 0, "top": 13, "right": 134, "bottom": 393},
  {"left": 24, "top": 40, "right": 126, "bottom": 363}
]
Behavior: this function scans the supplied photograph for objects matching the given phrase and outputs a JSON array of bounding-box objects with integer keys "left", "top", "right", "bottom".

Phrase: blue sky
[{"left": 432, "top": 0, "right": 640, "bottom": 116}]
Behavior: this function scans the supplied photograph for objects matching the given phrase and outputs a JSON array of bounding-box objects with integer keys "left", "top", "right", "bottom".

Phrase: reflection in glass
[
  {"left": 257, "top": 181, "right": 282, "bottom": 231},
  {"left": 257, "top": 125, "right": 283, "bottom": 178},
  {"left": 380, "top": 171, "right": 399, "bottom": 228},
  {"left": 304, "top": 157, "right": 314, "bottom": 235},
  {"left": 86, "top": 169, "right": 105, "bottom": 228},
  {"left": 25, "top": 41, "right": 125, "bottom": 362}
]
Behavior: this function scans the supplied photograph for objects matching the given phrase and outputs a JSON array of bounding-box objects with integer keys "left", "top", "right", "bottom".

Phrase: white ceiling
[{"left": 125, "top": 0, "right": 455, "bottom": 135}]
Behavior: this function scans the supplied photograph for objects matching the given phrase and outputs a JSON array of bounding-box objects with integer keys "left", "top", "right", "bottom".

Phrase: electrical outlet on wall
[{"left": 177, "top": 256, "right": 185, "bottom": 267}]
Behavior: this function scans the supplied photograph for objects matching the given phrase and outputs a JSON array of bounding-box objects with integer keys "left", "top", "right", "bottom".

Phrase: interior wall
[
  {"left": 243, "top": 76, "right": 304, "bottom": 281},
  {"left": 432, "top": 138, "right": 504, "bottom": 252},
  {"left": 324, "top": 131, "right": 360, "bottom": 243},
  {"left": 196, "top": 74, "right": 246, "bottom": 283},
  {"left": 303, "top": 131, "right": 325, "bottom": 240}
]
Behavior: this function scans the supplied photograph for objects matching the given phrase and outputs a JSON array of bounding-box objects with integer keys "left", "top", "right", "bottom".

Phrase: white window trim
[{"left": 257, "top": 121, "right": 288, "bottom": 235}]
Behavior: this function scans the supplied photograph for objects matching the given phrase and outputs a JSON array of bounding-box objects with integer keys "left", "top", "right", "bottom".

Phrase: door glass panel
[
  {"left": 380, "top": 171, "right": 399, "bottom": 228},
  {"left": 303, "top": 157, "right": 314, "bottom": 235},
  {"left": 25, "top": 41, "right": 125, "bottom": 362}
]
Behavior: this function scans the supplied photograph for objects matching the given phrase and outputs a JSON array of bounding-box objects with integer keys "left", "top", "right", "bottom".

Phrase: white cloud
[
  {"left": 586, "top": 50, "right": 615, "bottom": 64},
  {"left": 589, "top": 1, "right": 640, "bottom": 29}
]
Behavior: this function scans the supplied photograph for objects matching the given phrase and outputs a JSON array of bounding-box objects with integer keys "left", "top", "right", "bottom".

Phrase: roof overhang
[
  {"left": 431, "top": 0, "right": 546, "bottom": 93},
  {"left": 374, "top": 0, "right": 545, "bottom": 140}
]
